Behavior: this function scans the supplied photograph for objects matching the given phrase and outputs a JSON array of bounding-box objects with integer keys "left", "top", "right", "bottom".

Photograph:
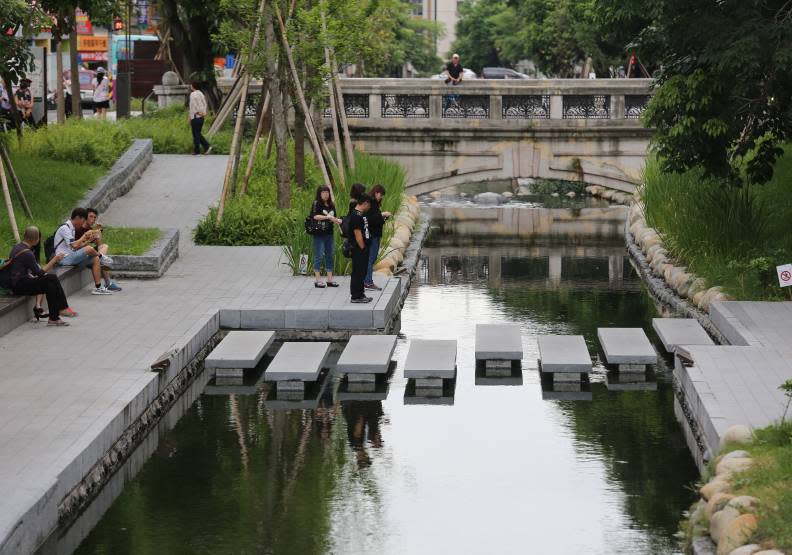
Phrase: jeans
[
  {"left": 312, "top": 234, "right": 334, "bottom": 273},
  {"left": 350, "top": 246, "right": 369, "bottom": 299},
  {"left": 59, "top": 248, "right": 92, "bottom": 267},
  {"left": 191, "top": 116, "right": 210, "bottom": 154},
  {"left": 11, "top": 274, "right": 69, "bottom": 318},
  {"left": 365, "top": 235, "right": 381, "bottom": 284}
]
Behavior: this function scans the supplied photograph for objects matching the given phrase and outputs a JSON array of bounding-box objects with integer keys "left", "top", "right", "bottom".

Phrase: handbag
[{"left": 304, "top": 216, "right": 323, "bottom": 235}]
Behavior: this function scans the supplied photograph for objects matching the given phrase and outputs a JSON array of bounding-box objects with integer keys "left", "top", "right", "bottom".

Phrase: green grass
[
  {"left": 1, "top": 152, "right": 161, "bottom": 259},
  {"left": 194, "top": 145, "right": 407, "bottom": 275},
  {"left": 641, "top": 149, "right": 792, "bottom": 300},
  {"left": 719, "top": 422, "right": 792, "bottom": 551}
]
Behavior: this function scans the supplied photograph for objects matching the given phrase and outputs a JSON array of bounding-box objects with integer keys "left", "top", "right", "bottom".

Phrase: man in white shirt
[
  {"left": 188, "top": 82, "right": 211, "bottom": 155},
  {"left": 54, "top": 207, "right": 113, "bottom": 295}
]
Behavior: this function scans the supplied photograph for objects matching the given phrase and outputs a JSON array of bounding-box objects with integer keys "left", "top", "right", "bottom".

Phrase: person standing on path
[
  {"left": 189, "top": 82, "right": 212, "bottom": 155},
  {"left": 92, "top": 67, "right": 111, "bottom": 119},
  {"left": 309, "top": 186, "right": 342, "bottom": 288},
  {"left": 364, "top": 184, "right": 391, "bottom": 290},
  {"left": 7, "top": 226, "right": 73, "bottom": 326},
  {"left": 349, "top": 194, "right": 373, "bottom": 303}
]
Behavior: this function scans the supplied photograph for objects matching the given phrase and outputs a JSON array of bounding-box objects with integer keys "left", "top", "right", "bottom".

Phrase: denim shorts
[{"left": 59, "top": 248, "right": 92, "bottom": 267}]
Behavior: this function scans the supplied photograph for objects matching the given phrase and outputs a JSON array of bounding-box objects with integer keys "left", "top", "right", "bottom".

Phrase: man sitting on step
[
  {"left": 54, "top": 207, "right": 114, "bottom": 295},
  {"left": 75, "top": 208, "right": 122, "bottom": 292}
]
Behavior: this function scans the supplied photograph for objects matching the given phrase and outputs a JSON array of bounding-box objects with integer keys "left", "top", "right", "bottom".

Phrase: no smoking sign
[{"left": 776, "top": 263, "right": 792, "bottom": 288}]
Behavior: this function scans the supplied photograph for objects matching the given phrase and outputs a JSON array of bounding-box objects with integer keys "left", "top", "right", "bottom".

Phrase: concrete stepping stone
[
  {"left": 475, "top": 324, "right": 523, "bottom": 371},
  {"left": 265, "top": 341, "right": 331, "bottom": 394},
  {"left": 652, "top": 318, "right": 714, "bottom": 353},
  {"left": 205, "top": 331, "right": 275, "bottom": 378},
  {"left": 597, "top": 327, "right": 657, "bottom": 371},
  {"left": 404, "top": 339, "right": 457, "bottom": 388},
  {"left": 336, "top": 335, "right": 397, "bottom": 383},
  {"left": 537, "top": 335, "right": 592, "bottom": 383}
]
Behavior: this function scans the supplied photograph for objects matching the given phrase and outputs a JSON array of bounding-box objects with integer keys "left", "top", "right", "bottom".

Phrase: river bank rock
[
  {"left": 720, "top": 425, "right": 754, "bottom": 449},
  {"left": 701, "top": 477, "right": 732, "bottom": 501},
  {"left": 705, "top": 492, "right": 735, "bottom": 520},
  {"left": 716, "top": 456, "right": 753, "bottom": 478},
  {"left": 474, "top": 192, "right": 507, "bottom": 205},
  {"left": 710, "top": 506, "right": 741, "bottom": 544},
  {"left": 728, "top": 545, "right": 761, "bottom": 555},
  {"left": 717, "top": 514, "right": 759, "bottom": 555}
]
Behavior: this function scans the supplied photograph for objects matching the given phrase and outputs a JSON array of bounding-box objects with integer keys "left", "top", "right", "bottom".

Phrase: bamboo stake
[
  {"left": 0, "top": 157, "right": 20, "bottom": 242},
  {"left": 0, "top": 143, "right": 32, "bottom": 219},
  {"left": 216, "top": 73, "right": 251, "bottom": 223},
  {"left": 208, "top": 75, "right": 243, "bottom": 137},
  {"left": 273, "top": 3, "right": 333, "bottom": 193},
  {"left": 239, "top": 92, "right": 271, "bottom": 196},
  {"left": 332, "top": 57, "right": 355, "bottom": 170},
  {"left": 321, "top": 8, "right": 345, "bottom": 186}
]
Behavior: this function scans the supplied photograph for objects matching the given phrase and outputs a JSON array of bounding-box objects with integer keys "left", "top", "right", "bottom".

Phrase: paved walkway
[{"left": 0, "top": 155, "right": 396, "bottom": 554}]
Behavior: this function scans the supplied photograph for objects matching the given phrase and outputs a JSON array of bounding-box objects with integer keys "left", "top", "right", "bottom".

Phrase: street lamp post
[{"left": 116, "top": 0, "right": 132, "bottom": 117}]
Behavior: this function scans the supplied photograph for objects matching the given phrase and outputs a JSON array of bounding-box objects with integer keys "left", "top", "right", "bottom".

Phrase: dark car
[{"left": 481, "top": 67, "right": 529, "bottom": 80}]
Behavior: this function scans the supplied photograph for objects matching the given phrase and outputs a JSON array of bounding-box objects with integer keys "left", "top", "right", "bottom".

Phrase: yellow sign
[{"left": 77, "top": 36, "right": 108, "bottom": 52}]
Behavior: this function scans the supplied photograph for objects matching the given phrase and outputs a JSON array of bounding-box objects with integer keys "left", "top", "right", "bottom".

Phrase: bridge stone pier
[{"left": 333, "top": 78, "right": 653, "bottom": 195}]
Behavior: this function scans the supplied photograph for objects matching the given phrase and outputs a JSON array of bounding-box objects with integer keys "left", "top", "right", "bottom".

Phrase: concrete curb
[
  {"left": 112, "top": 228, "right": 180, "bottom": 279},
  {"left": 78, "top": 139, "right": 153, "bottom": 213}
]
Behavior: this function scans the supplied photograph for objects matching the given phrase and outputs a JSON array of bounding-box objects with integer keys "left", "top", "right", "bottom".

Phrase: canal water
[{"left": 63, "top": 203, "right": 698, "bottom": 555}]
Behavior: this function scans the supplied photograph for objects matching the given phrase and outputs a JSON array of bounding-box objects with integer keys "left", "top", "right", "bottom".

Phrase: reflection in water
[{"left": 69, "top": 211, "right": 698, "bottom": 555}]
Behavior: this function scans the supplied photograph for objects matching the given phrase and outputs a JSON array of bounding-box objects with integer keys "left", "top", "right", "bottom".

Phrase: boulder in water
[{"left": 473, "top": 192, "right": 507, "bottom": 205}]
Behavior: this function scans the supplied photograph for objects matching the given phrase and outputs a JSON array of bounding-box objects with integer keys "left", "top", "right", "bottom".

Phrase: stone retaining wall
[
  {"left": 79, "top": 139, "right": 153, "bottom": 212},
  {"left": 112, "top": 228, "right": 179, "bottom": 278}
]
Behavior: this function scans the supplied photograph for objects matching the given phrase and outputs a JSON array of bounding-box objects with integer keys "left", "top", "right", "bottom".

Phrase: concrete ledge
[
  {"left": 112, "top": 228, "right": 179, "bottom": 279},
  {"left": 78, "top": 139, "right": 153, "bottom": 213}
]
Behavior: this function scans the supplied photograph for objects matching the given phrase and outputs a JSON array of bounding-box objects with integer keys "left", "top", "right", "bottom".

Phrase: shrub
[{"left": 14, "top": 119, "right": 132, "bottom": 167}]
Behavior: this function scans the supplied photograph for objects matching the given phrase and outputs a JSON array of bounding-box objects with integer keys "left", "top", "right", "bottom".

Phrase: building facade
[{"left": 411, "top": 0, "right": 460, "bottom": 61}]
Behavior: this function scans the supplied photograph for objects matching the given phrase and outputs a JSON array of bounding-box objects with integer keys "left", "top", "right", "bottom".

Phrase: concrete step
[
  {"left": 597, "top": 327, "right": 657, "bottom": 365},
  {"left": 404, "top": 339, "right": 457, "bottom": 381},
  {"left": 652, "top": 317, "right": 714, "bottom": 353},
  {"left": 205, "top": 331, "right": 275, "bottom": 378},
  {"left": 265, "top": 341, "right": 331, "bottom": 383},
  {"left": 336, "top": 335, "right": 397, "bottom": 376},
  {"left": 537, "top": 335, "right": 592, "bottom": 375},
  {"left": 474, "top": 323, "right": 523, "bottom": 362}
]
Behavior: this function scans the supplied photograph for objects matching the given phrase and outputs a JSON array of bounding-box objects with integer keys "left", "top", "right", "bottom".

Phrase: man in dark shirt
[
  {"left": 14, "top": 78, "right": 34, "bottom": 126},
  {"left": 444, "top": 54, "right": 464, "bottom": 85},
  {"left": 349, "top": 194, "right": 372, "bottom": 303}
]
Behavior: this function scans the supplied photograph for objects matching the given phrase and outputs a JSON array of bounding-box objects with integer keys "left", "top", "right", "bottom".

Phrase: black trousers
[
  {"left": 191, "top": 116, "right": 210, "bottom": 154},
  {"left": 12, "top": 274, "right": 69, "bottom": 317},
  {"left": 350, "top": 247, "right": 369, "bottom": 299}
]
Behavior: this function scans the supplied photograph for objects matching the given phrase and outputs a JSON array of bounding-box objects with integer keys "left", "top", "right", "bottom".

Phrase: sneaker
[
  {"left": 364, "top": 282, "right": 382, "bottom": 291},
  {"left": 351, "top": 296, "right": 373, "bottom": 304},
  {"left": 92, "top": 286, "right": 113, "bottom": 295},
  {"left": 106, "top": 282, "right": 122, "bottom": 292}
]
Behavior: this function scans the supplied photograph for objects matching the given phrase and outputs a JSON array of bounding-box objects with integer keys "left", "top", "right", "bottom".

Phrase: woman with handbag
[
  {"left": 3, "top": 226, "right": 74, "bottom": 326},
  {"left": 308, "top": 186, "right": 342, "bottom": 288}
]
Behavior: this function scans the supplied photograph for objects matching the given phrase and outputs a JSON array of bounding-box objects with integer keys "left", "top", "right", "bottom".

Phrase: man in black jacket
[{"left": 349, "top": 194, "right": 372, "bottom": 303}]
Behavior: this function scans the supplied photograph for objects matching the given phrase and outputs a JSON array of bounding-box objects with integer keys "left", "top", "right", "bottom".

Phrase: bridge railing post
[
  {"left": 611, "top": 95, "right": 625, "bottom": 119},
  {"left": 369, "top": 94, "right": 382, "bottom": 120},
  {"left": 430, "top": 94, "right": 442, "bottom": 120},
  {"left": 490, "top": 95, "right": 502, "bottom": 120},
  {"left": 549, "top": 95, "right": 563, "bottom": 119}
]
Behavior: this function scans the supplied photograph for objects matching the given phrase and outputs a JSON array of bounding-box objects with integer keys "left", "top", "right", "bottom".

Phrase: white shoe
[{"left": 91, "top": 286, "right": 113, "bottom": 295}]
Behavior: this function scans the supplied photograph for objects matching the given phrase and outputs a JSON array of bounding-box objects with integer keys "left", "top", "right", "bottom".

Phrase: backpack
[
  {"left": 44, "top": 224, "right": 68, "bottom": 262},
  {"left": 339, "top": 214, "right": 352, "bottom": 238},
  {"left": 0, "top": 248, "right": 31, "bottom": 290}
]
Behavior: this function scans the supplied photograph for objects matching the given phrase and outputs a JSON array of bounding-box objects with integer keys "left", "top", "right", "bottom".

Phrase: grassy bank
[
  {"left": 719, "top": 422, "right": 792, "bottom": 551},
  {"left": 194, "top": 147, "right": 407, "bottom": 275},
  {"left": 641, "top": 150, "right": 792, "bottom": 300}
]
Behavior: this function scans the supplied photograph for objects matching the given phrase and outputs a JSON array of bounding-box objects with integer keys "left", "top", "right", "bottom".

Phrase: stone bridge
[{"left": 333, "top": 78, "right": 653, "bottom": 195}]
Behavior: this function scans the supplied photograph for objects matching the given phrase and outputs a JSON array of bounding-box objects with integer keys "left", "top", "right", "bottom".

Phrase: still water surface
[{"left": 70, "top": 210, "right": 698, "bottom": 555}]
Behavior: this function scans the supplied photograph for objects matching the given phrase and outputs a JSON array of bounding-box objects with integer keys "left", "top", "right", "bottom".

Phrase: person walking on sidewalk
[
  {"left": 349, "top": 194, "right": 373, "bottom": 303},
  {"left": 189, "top": 82, "right": 212, "bottom": 155},
  {"left": 364, "top": 184, "right": 391, "bottom": 290},
  {"left": 92, "top": 67, "right": 111, "bottom": 119}
]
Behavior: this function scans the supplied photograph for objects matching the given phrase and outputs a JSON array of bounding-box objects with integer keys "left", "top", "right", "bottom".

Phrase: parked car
[
  {"left": 47, "top": 69, "right": 97, "bottom": 109},
  {"left": 481, "top": 67, "right": 529, "bottom": 80},
  {"left": 430, "top": 68, "right": 479, "bottom": 80}
]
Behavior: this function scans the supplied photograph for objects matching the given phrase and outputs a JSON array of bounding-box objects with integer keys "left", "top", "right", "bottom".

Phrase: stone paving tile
[{"left": 0, "top": 155, "right": 402, "bottom": 554}]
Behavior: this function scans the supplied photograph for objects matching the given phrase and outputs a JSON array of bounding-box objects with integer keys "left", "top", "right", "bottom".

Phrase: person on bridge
[
  {"left": 443, "top": 54, "right": 464, "bottom": 85},
  {"left": 188, "top": 82, "right": 212, "bottom": 155}
]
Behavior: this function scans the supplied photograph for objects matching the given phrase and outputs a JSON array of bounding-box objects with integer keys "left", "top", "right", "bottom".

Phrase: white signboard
[{"left": 776, "top": 263, "right": 792, "bottom": 288}]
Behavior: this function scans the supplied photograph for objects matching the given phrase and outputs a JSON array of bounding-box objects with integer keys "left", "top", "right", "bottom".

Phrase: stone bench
[
  {"left": 336, "top": 335, "right": 397, "bottom": 387},
  {"left": 264, "top": 341, "right": 332, "bottom": 395},
  {"left": 597, "top": 327, "right": 657, "bottom": 372},
  {"left": 205, "top": 331, "right": 275, "bottom": 378},
  {"left": 537, "top": 335, "right": 592, "bottom": 385},
  {"left": 404, "top": 339, "right": 457, "bottom": 388},
  {"left": 652, "top": 317, "right": 714, "bottom": 354},
  {"left": 475, "top": 323, "right": 523, "bottom": 375}
]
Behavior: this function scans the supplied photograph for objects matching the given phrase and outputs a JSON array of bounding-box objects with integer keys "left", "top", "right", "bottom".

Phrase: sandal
[
  {"left": 326, "top": 281, "right": 340, "bottom": 287},
  {"left": 314, "top": 282, "right": 326, "bottom": 288},
  {"left": 60, "top": 308, "right": 78, "bottom": 318},
  {"left": 47, "top": 319, "right": 70, "bottom": 327}
]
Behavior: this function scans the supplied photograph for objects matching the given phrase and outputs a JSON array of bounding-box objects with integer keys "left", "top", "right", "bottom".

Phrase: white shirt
[
  {"left": 0, "top": 85, "right": 9, "bottom": 110},
  {"left": 93, "top": 78, "right": 109, "bottom": 102},
  {"left": 54, "top": 220, "right": 76, "bottom": 257},
  {"left": 189, "top": 90, "right": 208, "bottom": 120}
]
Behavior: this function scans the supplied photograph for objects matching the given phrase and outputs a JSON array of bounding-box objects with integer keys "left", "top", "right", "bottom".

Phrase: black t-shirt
[
  {"left": 309, "top": 201, "right": 336, "bottom": 236},
  {"left": 348, "top": 210, "right": 370, "bottom": 250},
  {"left": 367, "top": 198, "right": 386, "bottom": 238},
  {"left": 445, "top": 62, "right": 463, "bottom": 79}
]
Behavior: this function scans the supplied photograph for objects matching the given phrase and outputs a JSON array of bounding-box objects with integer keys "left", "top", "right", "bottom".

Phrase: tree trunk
[
  {"left": 240, "top": 92, "right": 271, "bottom": 196},
  {"left": 264, "top": 8, "right": 290, "bottom": 209},
  {"left": 54, "top": 38, "right": 65, "bottom": 123},
  {"left": 294, "top": 103, "right": 305, "bottom": 188},
  {"left": 0, "top": 157, "right": 20, "bottom": 242},
  {"left": 69, "top": 18, "right": 82, "bottom": 119},
  {"left": 1, "top": 74, "right": 22, "bottom": 139},
  {"left": 216, "top": 73, "right": 250, "bottom": 223}
]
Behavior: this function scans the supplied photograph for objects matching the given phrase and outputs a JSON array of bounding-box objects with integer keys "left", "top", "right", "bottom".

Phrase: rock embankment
[{"left": 373, "top": 195, "right": 421, "bottom": 277}]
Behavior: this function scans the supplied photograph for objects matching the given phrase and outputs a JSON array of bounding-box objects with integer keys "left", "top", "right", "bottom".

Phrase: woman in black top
[
  {"left": 364, "top": 184, "right": 392, "bottom": 290},
  {"left": 309, "top": 186, "right": 342, "bottom": 288},
  {"left": 7, "top": 226, "right": 72, "bottom": 325},
  {"left": 348, "top": 182, "right": 366, "bottom": 215}
]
